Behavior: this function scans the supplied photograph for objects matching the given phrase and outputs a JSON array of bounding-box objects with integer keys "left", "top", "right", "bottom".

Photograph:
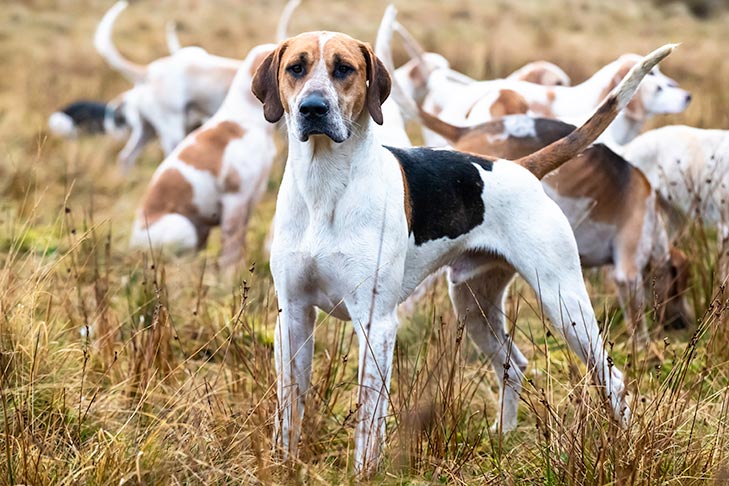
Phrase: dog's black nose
[
  {"left": 299, "top": 94, "right": 329, "bottom": 119},
  {"left": 685, "top": 93, "right": 692, "bottom": 104}
]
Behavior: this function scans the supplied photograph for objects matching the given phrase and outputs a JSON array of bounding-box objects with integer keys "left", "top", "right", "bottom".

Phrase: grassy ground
[{"left": 2, "top": 0, "right": 729, "bottom": 483}]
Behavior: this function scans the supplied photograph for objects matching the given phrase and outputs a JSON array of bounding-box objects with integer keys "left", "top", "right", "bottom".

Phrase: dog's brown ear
[
  {"left": 359, "top": 42, "right": 391, "bottom": 125},
  {"left": 252, "top": 43, "right": 287, "bottom": 123}
]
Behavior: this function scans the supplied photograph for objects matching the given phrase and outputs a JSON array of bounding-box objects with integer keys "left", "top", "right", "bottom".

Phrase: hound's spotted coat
[
  {"left": 251, "top": 27, "right": 672, "bottom": 475},
  {"left": 130, "top": 44, "right": 276, "bottom": 266}
]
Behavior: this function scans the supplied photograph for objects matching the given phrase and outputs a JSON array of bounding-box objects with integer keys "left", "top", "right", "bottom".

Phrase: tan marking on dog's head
[
  {"left": 489, "top": 89, "right": 529, "bottom": 118},
  {"left": 178, "top": 121, "right": 245, "bottom": 176},
  {"left": 251, "top": 32, "right": 391, "bottom": 130},
  {"left": 521, "top": 68, "right": 566, "bottom": 86}
]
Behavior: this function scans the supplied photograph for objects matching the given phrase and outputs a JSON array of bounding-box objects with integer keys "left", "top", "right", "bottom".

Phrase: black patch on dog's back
[
  {"left": 385, "top": 146, "right": 493, "bottom": 245},
  {"left": 60, "top": 101, "right": 109, "bottom": 134}
]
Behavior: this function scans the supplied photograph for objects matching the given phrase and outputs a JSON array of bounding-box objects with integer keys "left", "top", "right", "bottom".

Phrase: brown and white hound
[
  {"left": 130, "top": 44, "right": 276, "bottom": 267},
  {"left": 251, "top": 26, "right": 673, "bottom": 474}
]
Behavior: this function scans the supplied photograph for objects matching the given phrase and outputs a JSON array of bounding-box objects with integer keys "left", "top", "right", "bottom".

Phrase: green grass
[{"left": 2, "top": 0, "right": 729, "bottom": 484}]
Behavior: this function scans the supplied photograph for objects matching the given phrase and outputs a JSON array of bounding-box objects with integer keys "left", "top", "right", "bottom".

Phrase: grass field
[{"left": 3, "top": 0, "right": 729, "bottom": 483}]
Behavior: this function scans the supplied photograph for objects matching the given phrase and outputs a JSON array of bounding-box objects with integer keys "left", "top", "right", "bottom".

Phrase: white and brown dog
[
  {"left": 130, "top": 43, "right": 276, "bottom": 266},
  {"left": 92, "top": 1, "right": 300, "bottom": 171},
  {"left": 94, "top": 1, "right": 244, "bottom": 170},
  {"left": 393, "top": 19, "right": 690, "bottom": 146},
  {"left": 623, "top": 125, "right": 729, "bottom": 275},
  {"left": 251, "top": 29, "right": 673, "bottom": 474},
  {"left": 407, "top": 109, "right": 694, "bottom": 337}
]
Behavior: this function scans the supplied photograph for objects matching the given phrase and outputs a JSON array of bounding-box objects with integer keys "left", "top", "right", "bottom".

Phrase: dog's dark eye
[
  {"left": 648, "top": 71, "right": 655, "bottom": 76},
  {"left": 287, "top": 64, "right": 304, "bottom": 77},
  {"left": 656, "top": 85, "right": 663, "bottom": 92},
  {"left": 334, "top": 64, "right": 353, "bottom": 79}
]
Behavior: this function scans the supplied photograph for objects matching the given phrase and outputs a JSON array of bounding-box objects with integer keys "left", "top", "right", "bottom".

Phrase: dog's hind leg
[
  {"left": 448, "top": 264, "right": 527, "bottom": 434},
  {"left": 492, "top": 186, "right": 629, "bottom": 426},
  {"left": 117, "top": 118, "right": 154, "bottom": 172}
]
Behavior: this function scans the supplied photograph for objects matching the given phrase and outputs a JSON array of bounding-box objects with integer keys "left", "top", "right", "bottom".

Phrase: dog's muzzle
[{"left": 297, "top": 93, "right": 347, "bottom": 143}]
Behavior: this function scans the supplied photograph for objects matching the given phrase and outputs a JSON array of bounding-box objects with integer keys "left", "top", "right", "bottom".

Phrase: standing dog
[
  {"left": 95, "top": 1, "right": 243, "bottom": 170},
  {"left": 623, "top": 125, "right": 729, "bottom": 276},
  {"left": 252, "top": 29, "right": 673, "bottom": 474},
  {"left": 93, "top": 1, "right": 300, "bottom": 170},
  {"left": 130, "top": 44, "right": 276, "bottom": 266},
  {"left": 391, "top": 21, "right": 690, "bottom": 146},
  {"left": 407, "top": 110, "right": 693, "bottom": 337}
]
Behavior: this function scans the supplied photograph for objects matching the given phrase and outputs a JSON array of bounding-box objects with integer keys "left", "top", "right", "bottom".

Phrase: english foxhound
[
  {"left": 392, "top": 21, "right": 690, "bottom": 146},
  {"left": 129, "top": 43, "right": 276, "bottom": 267},
  {"left": 94, "top": 1, "right": 243, "bottom": 170},
  {"left": 407, "top": 109, "right": 694, "bottom": 338},
  {"left": 623, "top": 125, "right": 729, "bottom": 276},
  {"left": 90, "top": 0, "right": 300, "bottom": 171},
  {"left": 251, "top": 29, "right": 673, "bottom": 474}
]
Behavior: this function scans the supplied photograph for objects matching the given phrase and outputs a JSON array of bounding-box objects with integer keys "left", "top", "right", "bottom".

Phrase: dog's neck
[
  {"left": 609, "top": 113, "right": 646, "bottom": 144},
  {"left": 216, "top": 72, "right": 265, "bottom": 124},
  {"left": 285, "top": 113, "right": 379, "bottom": 214}
]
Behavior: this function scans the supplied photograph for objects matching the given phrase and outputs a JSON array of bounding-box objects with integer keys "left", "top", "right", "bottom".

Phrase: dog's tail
[
  {"left": 377, "top": 5, "right": 468, "bottom": 140},
  {"left": 516, "top": 43, "right": 677, "bottom": 179},
  {"left": 393, "top": 20, "right": 426, "bottom": 68},
  {"left": 276, "top": 0, "right": 302, "bottom": 42},
  {"left": 165, "top": 21, "right": 182, "bottom": 53},
  {"left": 94, "top": 1, "right": 147, "bottom": 83}
]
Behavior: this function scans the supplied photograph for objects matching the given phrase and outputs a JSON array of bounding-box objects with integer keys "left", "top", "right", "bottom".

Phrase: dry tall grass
[{"left": 2, "top": 0, "right": 729, "bottom": 483}]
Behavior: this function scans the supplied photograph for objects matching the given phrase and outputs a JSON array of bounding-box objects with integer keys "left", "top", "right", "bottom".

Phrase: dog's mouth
[{"left": 298, "top": 122, "right": 348, "bottom": 144}]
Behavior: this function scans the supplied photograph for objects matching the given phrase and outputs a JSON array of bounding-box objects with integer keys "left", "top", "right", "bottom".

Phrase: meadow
[{"left": 2, "top": 0, "right": 729, "bottom": 483}]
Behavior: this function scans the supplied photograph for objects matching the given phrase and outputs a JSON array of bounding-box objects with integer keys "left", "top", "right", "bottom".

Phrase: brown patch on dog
[
  {"left": 178, "top": 121, "right": 245, "bottom": 176},
  {"left": 139, "top": 168, "right": 196, "bottom": 227},
  {"left": 139, "top": 168, "right": 220, "bottom": 247},
  {"left": 399, "top": 163, "right": 412, "bottom": 230},
  {"left": 489, "top": 89, "right": 529, "bottom": 118},
  {"left": 543, "top": 144, "right": 646, "bottom": 224}
]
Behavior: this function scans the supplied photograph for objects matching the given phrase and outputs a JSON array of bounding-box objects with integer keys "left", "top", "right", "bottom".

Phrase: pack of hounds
[{"left": 48, "top": 0, "right": 727, "bottom": 475}]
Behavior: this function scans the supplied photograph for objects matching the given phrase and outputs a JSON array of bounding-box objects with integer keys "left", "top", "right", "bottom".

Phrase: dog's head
[
  {"left": 104, "top": 90, "right": 136, "bottom": 140},
  {"left": 607, "top": 54, "right": 691, "bottom": 121},
  {"left": 252, "top": 31, "right": 391, "bottom": 143}
]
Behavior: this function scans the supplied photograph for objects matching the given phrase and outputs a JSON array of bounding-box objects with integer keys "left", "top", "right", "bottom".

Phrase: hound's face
[
  {"left": 251, "top": 32, "right": 391, "bottom": 143},
  {"left": 640, "top": 65, "right": 691, "bottom": 115}
]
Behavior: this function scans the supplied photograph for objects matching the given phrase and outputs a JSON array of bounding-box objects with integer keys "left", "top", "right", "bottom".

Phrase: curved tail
[
  {"left": 378, "top": 6, "right": 469, "bottom": 140},
  {"left": 94, "top": 1, "right": 147, "bottom": 83},
  {"left": 165, "top": 21, "right": 182, "bottom": 53},
  {"left": 515, "top": 43, "right": 677, "bottom": 179},
  {"left": 276, "top": 0, "right": 302, "bottom": 42}
]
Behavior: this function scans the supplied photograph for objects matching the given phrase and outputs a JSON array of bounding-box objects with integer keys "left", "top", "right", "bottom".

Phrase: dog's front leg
[
  {"left": 353, "top": 313, "right": 398, "bottom": 477},
  {"left": 273, "top": 301, "right": 315, "bottom": 461}
]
